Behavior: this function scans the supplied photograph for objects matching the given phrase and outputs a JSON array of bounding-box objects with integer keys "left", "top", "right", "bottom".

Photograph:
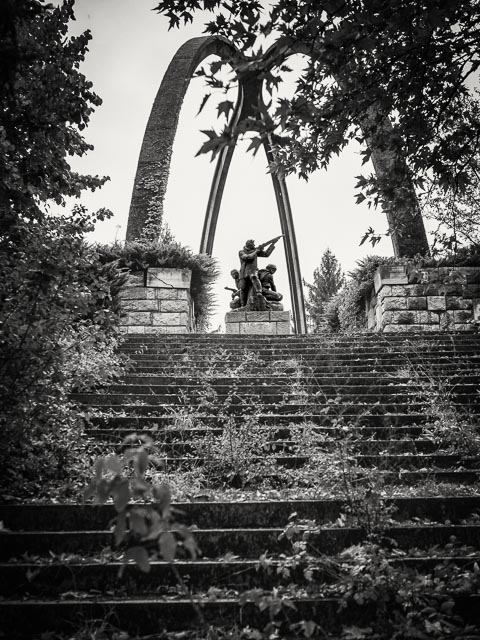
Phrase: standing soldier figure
[{"left": 238, "top": 236, "right": 282, "bottom": 308}]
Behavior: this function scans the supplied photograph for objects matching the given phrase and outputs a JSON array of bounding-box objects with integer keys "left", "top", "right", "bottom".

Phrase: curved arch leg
[
  {"left": 126, "top": 36, "right": 238, "bottom": 242},
  {"left": 199, "top": 143, "right": 237, "bottom": 254},
  {"left": 263, "top": 136, "right": 307, "bottom": 335},
  {"left": 200, "top": 88, "right": 244, "bottom": 255}
]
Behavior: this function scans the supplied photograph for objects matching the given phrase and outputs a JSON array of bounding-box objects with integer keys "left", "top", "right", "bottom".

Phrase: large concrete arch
[{"left": 127, "top": 35, "right": 308, "bottom": 334}]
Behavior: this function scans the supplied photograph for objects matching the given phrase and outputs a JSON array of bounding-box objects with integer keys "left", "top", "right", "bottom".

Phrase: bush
[
  {"left": 95, "top": 237, "right": 219, "bottom": 331},
  {"left": 324, "top": 256, "right": 393, "bottom": 332},
  {"left": 413, "top": 243, "right": 480, "bottom": 267},
  {"left": 0, "top": 206, "right": 128, "bottom": 499},
  {"left": 325, "top": 245, "right": 480, "bottom": 333}
]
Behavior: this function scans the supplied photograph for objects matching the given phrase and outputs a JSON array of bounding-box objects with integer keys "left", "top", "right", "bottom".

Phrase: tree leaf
[
  {"left": 197, "top": 93, "right": 211, "bottom": 116},
  {"left": 134, "top": 449, "right": 148, "bottom": 476},
  {"left": 129, "top": 509, "right": 148, "bottom": 537},
  {"left": 112, "top": 478, "right": 130, "bottom": 513},
  {"left": 159, "top": 531, "right": 177, "bottom": 561},
  {"left": 125, "top": 546, "right": 150, "bottom": 573},
  {"left": 105, "top": 454, "right": 122, "bottom": 475},
  {"left": 114, "top": 511, "right": 127, "bottom": 546},
  {"left": 153, "top": 482, "right": 171, "bottom": 513},
  {"left": 217, "top": 100, "right": 234, "bottom": 120},
  {"left": 246, "top": 136, "right": 263, "bottom": 155},
  {"left": 183, "top": 533, "right": 199, "bottom": 560}
]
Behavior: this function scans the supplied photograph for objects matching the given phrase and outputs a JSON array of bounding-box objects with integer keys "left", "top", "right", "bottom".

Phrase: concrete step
[
  {"left": 72, "top": 392, "right": 480, "bottom": 407},
  {"left": 121, "top": 331, "right": 480, "bottom": 340},
  {"left": 82, "top": 402, "right": 480, "bottom": 416},
  {"left": 85, "top": 413, "right": 452, "bottom": 427},
  {"left": 3, "top": 497, "right": 478, "bottom": 531},
  {"left": 119, "top": 343, "right": 479, "bottom": 364},
  {"left": 129, "top": 363, "right": 480, "bottom": 375},
  {"left": 85, "top": 436, "right": 443, "bottom": 454},
  {"left": 4, "top": 554, "right": 480, "bottom": 597},
  {"left": 118, "top": 348, "right": 480, "bottom": 361},
  {"left": 0, "top": 560, "right": 324, "bottom": 597},
  {"left": 85, "top": 426, "right": 428, "bottom": 441},
  {"left": 101, "top": 383, "right": 480, "bottom": 396},
  {"left": 3, "top": 524, "right": 480, "bottom": 559},
  {"left": 119, "top": 337, "right": 480, "bottom": 349},
  {"left": 3, "top": 594, "right": 478, "bottom": 638},
  {"left": 56, "top": 452, "right": 480, "bottom": 472},
  {"left": 117, "top": 373, "right": 480, "bottom": 386}
]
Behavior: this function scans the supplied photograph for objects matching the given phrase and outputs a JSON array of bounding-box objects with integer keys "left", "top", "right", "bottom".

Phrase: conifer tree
[{"left": 304, "top": 249, "right": 344, "bottom": 333}]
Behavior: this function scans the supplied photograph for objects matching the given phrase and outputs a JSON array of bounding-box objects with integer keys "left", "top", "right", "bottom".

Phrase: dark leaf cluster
[
  {"left": 154, "top": 0, "right": 480, "bottom": 212},
  {"left": 0, "top": 207, "right": 128, "bottom": 500},
  {"left": 0, "top": 0, "right": 107, "bottom": 231}
]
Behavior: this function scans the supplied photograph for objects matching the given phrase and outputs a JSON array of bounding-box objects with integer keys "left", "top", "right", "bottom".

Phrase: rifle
[
  {"left": 224, "top": 286, "right": 238, "bottom": 294},
  {"left": 256, "top": 235, "right": 284, "bottom": 251}
]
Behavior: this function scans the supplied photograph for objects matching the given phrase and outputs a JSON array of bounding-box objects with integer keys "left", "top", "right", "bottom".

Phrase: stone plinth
[
  {"left": 225, "top": 310, "right": 291, "bottom": 335},
  {"left": 367, "top": 264, "right": 480, "bottom": 333},
  {"left": 119, "top": 268, "right": 195, "bottom": 334}
]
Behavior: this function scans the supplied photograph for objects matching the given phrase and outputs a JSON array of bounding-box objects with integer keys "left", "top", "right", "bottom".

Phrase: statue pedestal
[{"left": 225, "top": 310, "right": 291, "bottom": 335}]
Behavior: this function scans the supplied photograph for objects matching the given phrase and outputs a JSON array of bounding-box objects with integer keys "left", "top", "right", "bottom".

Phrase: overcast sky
[{"left": 67, "top": 0, "right": 423, "bottom": 329}]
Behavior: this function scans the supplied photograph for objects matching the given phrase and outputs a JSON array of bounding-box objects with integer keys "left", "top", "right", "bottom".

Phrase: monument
[
  {"left": 125, "top": 35, "right": 430, "bottom": 334},
  {"left": 225, "top": 237, "right": 291, "bottom": 335}
]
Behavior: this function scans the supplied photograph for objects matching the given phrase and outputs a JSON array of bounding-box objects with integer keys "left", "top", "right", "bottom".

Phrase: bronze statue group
[{"left": 226, "top": 237, "right": 284, "bottom": 312}]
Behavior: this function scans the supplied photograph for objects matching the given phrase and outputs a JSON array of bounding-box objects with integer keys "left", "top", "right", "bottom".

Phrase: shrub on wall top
[
  {"left": 324, "top": 245, "right": 480, "bottom": 333},
  {"left": 95, "top": 240, "right": 219, "bottom": 331}
]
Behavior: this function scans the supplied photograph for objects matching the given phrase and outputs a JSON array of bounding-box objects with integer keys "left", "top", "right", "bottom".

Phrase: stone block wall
[
  {"left": 225, "top": 310, "right": 291, "bottom": 335},
  {"left": 367, "top": 264, "right": 480, "bottom": 333},
  {"left": 119, "top": 268, "right": 194, "bottom": 334}
]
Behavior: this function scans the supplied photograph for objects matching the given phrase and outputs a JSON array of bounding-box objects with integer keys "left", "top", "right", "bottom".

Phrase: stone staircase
[{"left": 2, "top": 332, "right": 480, "bottom": 638}]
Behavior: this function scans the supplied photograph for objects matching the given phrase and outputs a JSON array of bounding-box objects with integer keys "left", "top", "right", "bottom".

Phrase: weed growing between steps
[
  {"left": 84, "top": 439, "right": 199, "bottom": 571},
  {"left": 87, "top": 339, "right": 480, "bottom": 502},
  {"left": 407, "top": 364, "right": 480, "bottom": 459},
  {"left": 69, "top": 337, "right": 480, "bottom": 640},
  {"left": 230, "top": 516, "right": 480, "bottom": 640}
]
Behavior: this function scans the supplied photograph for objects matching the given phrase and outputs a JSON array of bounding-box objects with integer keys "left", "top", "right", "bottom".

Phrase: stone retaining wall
[
  {"left": 119, "top": 268, "right": 194, "bottom": 334},
  {"left": 225, "top": 310, "right": 291, "bottom": 335},
  {"left": 367, "top": 264, "right": 480, "bottom": 332}
]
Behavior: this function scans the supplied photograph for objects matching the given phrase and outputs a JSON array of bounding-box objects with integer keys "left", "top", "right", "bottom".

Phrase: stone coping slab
[{"left": 225, "top": 310, "right": 290, "bottom": 323}]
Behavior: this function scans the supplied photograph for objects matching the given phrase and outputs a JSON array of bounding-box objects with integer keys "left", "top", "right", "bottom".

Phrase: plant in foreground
[{"left": 84, "top": 437, "right": 199, "bottom": 572}]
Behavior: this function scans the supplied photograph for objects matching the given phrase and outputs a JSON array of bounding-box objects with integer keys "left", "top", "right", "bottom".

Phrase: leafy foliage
[
  {"left": 0, "top": 0, "right": 107, "bottom": 229},
  {"left": 0, "top": 1, "right": 123, "bottom": 499},
  {"left": 0, "top": 207, "right": 128, "bottom": 499},
  {"left": 335, "top": 541, "right": 480, "bottom": 639},
  {"left": 95, "top": 239, "right": 219, "bottom": 331},
  {"left": 154, "top": 0, "right": 480, "bottom": 212},
  {"left": 421, "top": 177, "right": 480, "bottom": 256},
  {"left": 84, "top": 438, "right": 199, "bottom": 572},
  {"left": 324, "top": 256, "right": 392, "bottom": 332},
  {"left": 304, "top": 249, "right": 345, "bottom": 333}
]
